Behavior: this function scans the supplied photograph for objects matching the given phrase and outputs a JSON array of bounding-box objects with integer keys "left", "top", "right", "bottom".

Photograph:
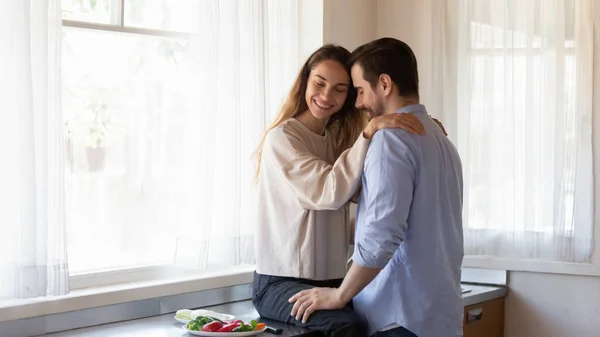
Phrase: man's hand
[
  {"left": 432, "top": 117, "right": 448, "bottom": 136},
  {"left": 288, "top": 287, "right": 345, "bottom": 323}
]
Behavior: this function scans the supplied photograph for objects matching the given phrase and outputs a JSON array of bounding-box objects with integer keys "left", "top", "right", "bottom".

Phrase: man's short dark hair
[{"left": 349, "top": 37, "right": 419, "bottom": 97}]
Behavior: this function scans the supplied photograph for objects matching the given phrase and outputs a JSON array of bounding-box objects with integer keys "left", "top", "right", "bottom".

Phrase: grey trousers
[{"left": 252, "top": 272, "right": 368, "bottom": 337}]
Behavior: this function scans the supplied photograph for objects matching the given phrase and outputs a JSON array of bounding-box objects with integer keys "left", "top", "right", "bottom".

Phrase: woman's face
[{"left": 304, "top": 60, "right": 350, "bottom": 121}]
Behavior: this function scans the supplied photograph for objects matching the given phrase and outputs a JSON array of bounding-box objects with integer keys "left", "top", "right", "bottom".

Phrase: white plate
[
  {"left": 181, "top": 324, "right": 267, "bottom": 336},
  {"left": 192, "top": 310, "right": 236, "bottom": 321},
  {"left": 174, "top": 309, "right": 236, "bottom": 324},
  {"left": 175, "top": 316, "right": 191, "bottom": 324}
]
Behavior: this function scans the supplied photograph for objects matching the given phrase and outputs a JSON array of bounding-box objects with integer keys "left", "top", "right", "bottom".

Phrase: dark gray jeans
[{"left": 252, "top": 272, "right": 368, "bottom": 337}]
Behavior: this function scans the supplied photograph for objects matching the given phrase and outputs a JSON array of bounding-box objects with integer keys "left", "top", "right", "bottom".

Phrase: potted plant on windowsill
[
  {"left": 84, "top": 104, "right": 111, "bottom": 172},
  {"left": 64, "top": 87, "right": 120, "bottom": 172}
]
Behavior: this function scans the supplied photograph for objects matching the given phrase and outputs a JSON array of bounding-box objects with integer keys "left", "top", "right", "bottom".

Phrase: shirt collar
[{"left": 396, "top": 104, "right": 427, "bottom": 114}]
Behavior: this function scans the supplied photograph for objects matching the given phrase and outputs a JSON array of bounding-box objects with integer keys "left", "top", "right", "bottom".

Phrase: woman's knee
[{"left": 328, "top": 310, "right": 368, "bottom": 337}]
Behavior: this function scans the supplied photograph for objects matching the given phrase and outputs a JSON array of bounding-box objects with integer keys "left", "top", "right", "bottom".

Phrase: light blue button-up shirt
[{"left": 352, "top": 104, "right": 464, "bottom": 337}]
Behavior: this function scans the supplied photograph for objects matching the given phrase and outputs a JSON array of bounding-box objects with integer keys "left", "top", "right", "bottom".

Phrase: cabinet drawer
[{"left": 463, "top": 297, "right": 505, "bottom": 337}]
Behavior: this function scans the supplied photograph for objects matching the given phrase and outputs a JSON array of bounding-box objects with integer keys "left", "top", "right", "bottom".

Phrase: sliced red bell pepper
[
  {"left": 216, "top": 322, "right": 240, "bottom": 332},
  {"left": 202, "top": 321, "right": 223, "bottom": 332}
]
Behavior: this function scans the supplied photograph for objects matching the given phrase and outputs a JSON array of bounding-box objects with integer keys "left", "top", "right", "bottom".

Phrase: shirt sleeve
[
  {"left": 352, "top": 130, "right": 417, "bottom": 269},
  {"left": 263, "top": 127, "right": 370, "bottom": 211}
]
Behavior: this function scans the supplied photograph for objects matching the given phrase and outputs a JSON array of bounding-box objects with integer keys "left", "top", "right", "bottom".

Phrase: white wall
[
  {"left": 376, "top": 0, "right": 445, "bottom": 123},
  {"left": 298, "top": 0, "right": 377, "bottom": 62},
  {"left": 505, "top": 272, "right": 600, "bottom": 337},
  {"left": 372, "top": 1, "right": 600, "bottom": 336},
  {"left": 323, "top": 0, "right": 377, "bottom": 51}
]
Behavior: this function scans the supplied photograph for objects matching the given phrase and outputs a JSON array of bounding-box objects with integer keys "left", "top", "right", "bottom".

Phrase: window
[
  {"left": 61, "top": 0, "right": 300, "bottom": 278},
  {"left": 0, "top": 0, "right": 303, "bottom": 302},
  {"left": 452, "top": 0, "right": 594, "bottom": 262},
  {"left": 62, "top": 13, "right": 193, "bottom": 274},
  {"left": 466, "top": 22, "right": 578, "bottom": 234}
]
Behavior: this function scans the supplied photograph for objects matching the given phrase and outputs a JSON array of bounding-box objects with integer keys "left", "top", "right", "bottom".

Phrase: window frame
[
  {"left": 62, "top": 19, "right": 191, "bottom": 39},
  {"left": 62, "top": 0, "right": 192, "bottom": 39}
]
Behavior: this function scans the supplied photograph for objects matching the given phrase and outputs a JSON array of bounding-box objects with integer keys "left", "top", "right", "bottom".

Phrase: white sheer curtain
[
  {"left": 445, "top": 0, "right": 595, "bottom": 262},
  {"left": 171, "top": 0, "right": 300, "bottom": 269},
  {"left": 62, "top": 0, "right": 300, "bottom": 273},
  {"left": 0, "top": 0, "right": 69, "bottom": 299}
]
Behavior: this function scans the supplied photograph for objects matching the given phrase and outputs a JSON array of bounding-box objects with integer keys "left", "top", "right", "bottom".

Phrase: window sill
[
  {"left": 0, "top": 265, "right": 255, "bottom": 323},
  {"left": 463, "top": 256, "right": 600, "bottom": 277}
]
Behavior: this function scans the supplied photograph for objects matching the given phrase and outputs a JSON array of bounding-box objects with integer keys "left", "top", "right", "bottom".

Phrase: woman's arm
[
  {"left": 431, "top": 117, "right": 448, "bottom": 135},
  {"left": 262, "top": 114, "right": 425, "bottom": 211},
  {"left": 264, "top": 128, "right": 369, "bottom": 211}
]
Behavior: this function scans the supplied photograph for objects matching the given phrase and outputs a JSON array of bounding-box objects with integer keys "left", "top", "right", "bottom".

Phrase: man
[{"left": 288, "top": 37, "right": 465, "bottom": 337}]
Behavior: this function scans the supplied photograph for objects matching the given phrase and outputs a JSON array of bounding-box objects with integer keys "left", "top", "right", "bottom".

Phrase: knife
[{"left": 265, "top": 326, "right": 283, "bottom": 334}]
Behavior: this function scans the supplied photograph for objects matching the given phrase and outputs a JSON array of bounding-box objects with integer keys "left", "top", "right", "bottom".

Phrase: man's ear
[{"left": 378, "top": 74, "right": 393, "bottom": 96}]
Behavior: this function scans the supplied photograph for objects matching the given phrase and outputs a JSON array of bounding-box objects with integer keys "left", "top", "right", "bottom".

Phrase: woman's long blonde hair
[{"left": 253, "top": 45, "right": 368, "bottom": 181}]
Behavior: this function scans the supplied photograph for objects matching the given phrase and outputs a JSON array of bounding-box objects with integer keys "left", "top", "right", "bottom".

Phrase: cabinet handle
[{"left": 467, "top": 307, "right": 483, "bottom": 324}]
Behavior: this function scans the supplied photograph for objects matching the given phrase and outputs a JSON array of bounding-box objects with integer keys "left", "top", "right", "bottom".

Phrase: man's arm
[
  {"left": 337, "top": 130, "right": 416, "bottom": 301},
  {"left": 289, "top": 130, "right": 417, "bottom": 322}
]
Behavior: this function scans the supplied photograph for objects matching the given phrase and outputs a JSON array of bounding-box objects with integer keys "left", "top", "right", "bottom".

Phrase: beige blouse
[{"left": 254, "top": 118, "right": 370, "bottom": 280}]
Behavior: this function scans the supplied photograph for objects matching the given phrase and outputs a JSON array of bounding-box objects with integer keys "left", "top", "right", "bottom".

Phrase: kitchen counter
[
  {"left": 39, "top": 284, "right": 507, "bottom": 337},
  {"left": 461, "top": 284, "right": 507, "bottom": 306},
  {"left": 40, "top": 300, "right": 317, "bottom": 337}
]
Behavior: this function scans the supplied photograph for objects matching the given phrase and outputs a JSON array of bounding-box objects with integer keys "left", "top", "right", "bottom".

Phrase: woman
[{"left": 252, "top": 45, "right": 426, "bottom": 337}]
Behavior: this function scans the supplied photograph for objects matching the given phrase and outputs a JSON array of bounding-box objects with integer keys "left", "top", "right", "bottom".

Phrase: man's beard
[{"left": 364, "top": 100, "right": 385, "bottom": 119}]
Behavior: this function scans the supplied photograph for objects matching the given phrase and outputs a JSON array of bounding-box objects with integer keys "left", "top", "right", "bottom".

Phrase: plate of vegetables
[{"left": 182, "top": 315, "right": 267, "bottom": 336}]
